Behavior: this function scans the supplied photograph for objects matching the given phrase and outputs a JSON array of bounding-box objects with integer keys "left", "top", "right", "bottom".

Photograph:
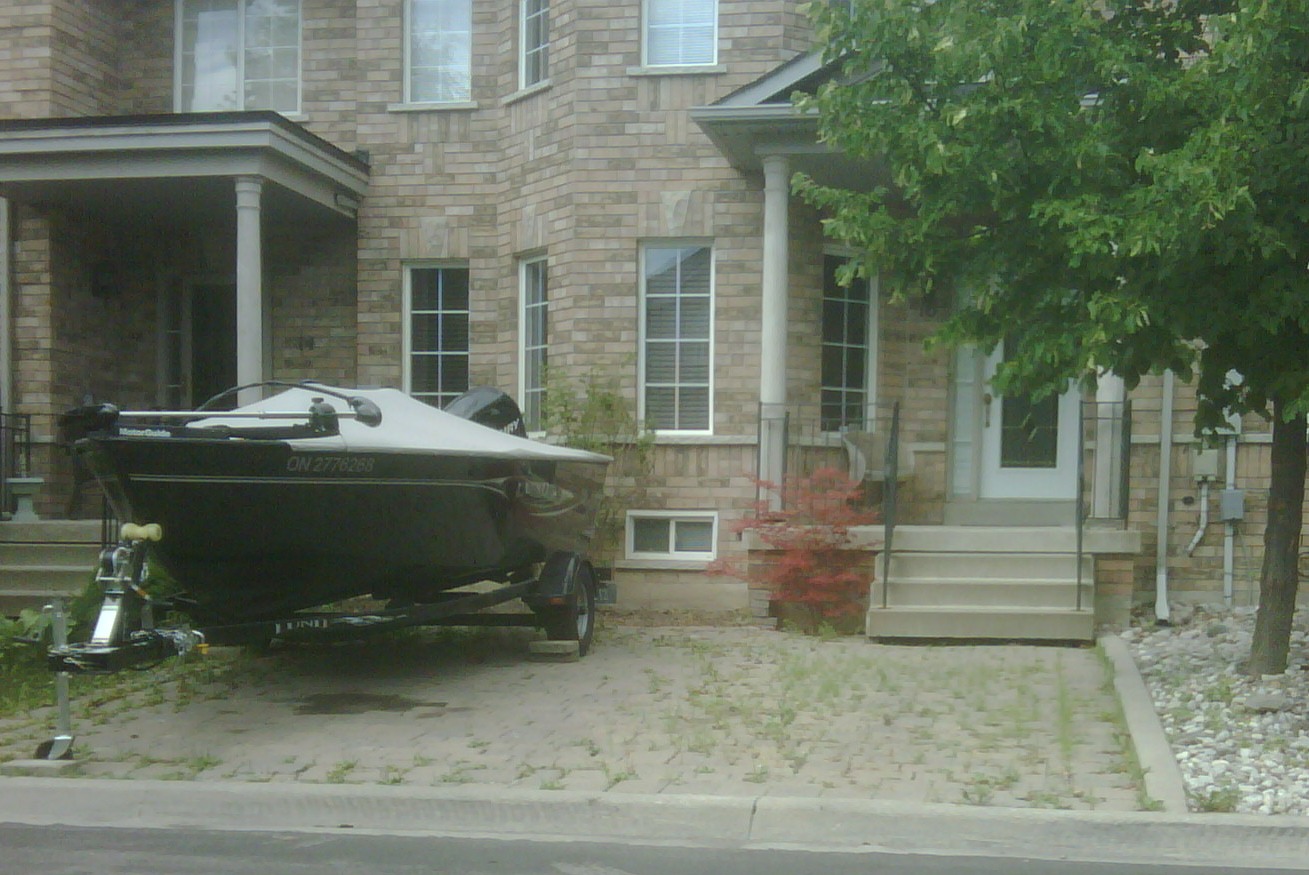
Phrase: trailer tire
[{"left": 538, "top": 560, "right": 596, "bottom": 657}]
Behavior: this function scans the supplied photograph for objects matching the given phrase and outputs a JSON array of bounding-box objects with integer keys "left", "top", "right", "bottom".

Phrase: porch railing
[
  {"left": 754, "top": 399, "right": 904, "bottom": 606},
  {"left": 755, "top": 399, "right": 904, "bottom": 502},
  {"left": 1076, "top": 399, "right": 1133, "bottom": 610},
  {"left": 0, "top": 411, "right": 33, "bottom": 519}
]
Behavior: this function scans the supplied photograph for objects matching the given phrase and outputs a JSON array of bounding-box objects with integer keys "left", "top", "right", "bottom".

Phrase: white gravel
[{"left": 1122, "top": 605, "right": 1309, "bottom": 815}]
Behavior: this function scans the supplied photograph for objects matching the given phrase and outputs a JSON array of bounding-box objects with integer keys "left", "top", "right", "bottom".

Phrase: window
[
  {"left": 521, "top": 0, "right": 549, "bottom": 89},
  {"left": 820, "top": 254, "right": 877, "bottom": 432},
  {"left": 644, "top": 0, "right": 717, "bottom": 67},
  {"left": 520, "top": 256, "right": 548, "bottom": 431},
  {"left": 406, "top": 265, "right": 470, "bottom": 408},
  {"left": 626, "top": 512, "right": 717, "bottom": 561},
  {"left": 408, "top": 0, "right": 472, "bottom": 103},
  {"left": 177, "top": 0, "right": 301, "bottom": 113},
  {"left": 641, "top": 244, "right": 712, "bottom": 432}
]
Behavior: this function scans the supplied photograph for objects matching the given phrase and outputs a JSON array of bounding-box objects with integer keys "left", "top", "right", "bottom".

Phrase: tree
[{"left": 797, "top": 0, "right": 1309, "bottom": 673}]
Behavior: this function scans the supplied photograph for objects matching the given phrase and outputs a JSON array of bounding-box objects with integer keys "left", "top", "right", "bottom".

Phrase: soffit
[
  {"left": 691, "top": 50, "right": 889, "bottom": 192},
  {"left": 0, "top": 112, "right": 370, "bottom": 225}
]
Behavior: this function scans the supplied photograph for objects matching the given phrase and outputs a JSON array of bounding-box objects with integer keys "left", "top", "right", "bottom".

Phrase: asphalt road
[{"left": 4, "top": 823, "right": 1305, "bottom": 875}]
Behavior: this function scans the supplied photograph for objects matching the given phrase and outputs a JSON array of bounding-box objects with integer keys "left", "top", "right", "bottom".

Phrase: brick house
[{"left": 0, "top": 1, "right": 1294, "bottom": 636}]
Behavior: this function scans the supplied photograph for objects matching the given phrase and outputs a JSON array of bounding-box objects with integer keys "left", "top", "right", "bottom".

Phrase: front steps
[
  {"left": 866, "top": 526, "right": 1098, "bottom": 642},
  {"left": 0, "top": 521, "right": 100, "bottom": 616}
]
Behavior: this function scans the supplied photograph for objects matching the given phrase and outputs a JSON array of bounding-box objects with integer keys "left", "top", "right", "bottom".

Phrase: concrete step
[
  {"left": 882, "top": 525, "right": 1138, "bottom": 554},
  {"left": 865, "top": 606, "right": 1095, "bottom": 641},
  {"left": 0, "top": 520, "right": 103, "bottom": 544},
  {"left": 886, "top": 551, "right": 1089, "bottom": 581},
  {"left": 875, "top": 578, "right": 1092, "bottom": 609},
  {"left": 0, "top": 541, "right": 101, "bottom": 567},
  {"left": 0, "top": 523, "right": 101, "bottom": 615}
]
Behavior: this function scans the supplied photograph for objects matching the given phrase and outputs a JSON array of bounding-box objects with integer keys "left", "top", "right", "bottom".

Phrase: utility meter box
[
  {"left": 1193, "top": 447, "right": 1221, "bottom": 481},
  {"left": 1220, "top": 488, "right": 1245, "bottom": 522}
]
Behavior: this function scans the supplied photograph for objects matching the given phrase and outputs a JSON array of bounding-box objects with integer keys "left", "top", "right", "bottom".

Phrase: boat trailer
[{"left": 38, "top": 523, "right": 598, "bottom": 760}]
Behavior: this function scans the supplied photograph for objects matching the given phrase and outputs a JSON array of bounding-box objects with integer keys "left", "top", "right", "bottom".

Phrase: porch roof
[
  {"left": 690, "top": 51, "right": 888, "bottom": 191},
  {"left": 0, "top": 112, "right": 370, "bottom": 224}
]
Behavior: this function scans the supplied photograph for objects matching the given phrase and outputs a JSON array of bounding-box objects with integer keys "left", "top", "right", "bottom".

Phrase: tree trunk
[{"left": 1247, "top": 399, "right": 1306, "bottom": 676}]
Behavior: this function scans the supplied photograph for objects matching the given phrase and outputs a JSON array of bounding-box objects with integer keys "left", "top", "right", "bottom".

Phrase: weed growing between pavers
[
  {"left": 627, "top": 632, "right": 1141, "bottom": 809},
  {"left": 1, "top": 621, "right": 1144, "bottom": 811}
]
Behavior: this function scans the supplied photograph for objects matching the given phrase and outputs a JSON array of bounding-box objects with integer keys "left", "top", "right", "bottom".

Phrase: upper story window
[
  {"left": 820, "top": 254, "right": 878, "bottom": 432},
  {"left": 521, "top": 0, "right": 549, "bottom": 89},
  {"left": 520, "top": 256, "right": 549, "bottom": 432},
  {"left": 644, "top": 0, "right": 717, "bottom": 67},
  {"left": 405, "top": 264, "right": 471, "bottom": 409},
  {"left": 408, "top": 0, "right": 472, "bottom": 103},
  {"left": 177, "top": 0, "right": 301, "bottom": 113},
  {"left": 641, "top": 244, "right": 713, "bottom": 432}
]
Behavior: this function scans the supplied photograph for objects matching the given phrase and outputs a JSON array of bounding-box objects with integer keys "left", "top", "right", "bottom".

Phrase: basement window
[{"left": 626, "top": 511, "right": 717, "bottom": 561}]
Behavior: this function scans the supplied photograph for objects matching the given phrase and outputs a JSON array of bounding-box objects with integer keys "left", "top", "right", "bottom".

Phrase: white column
[
  {"left": 235, "top": 177, "right": 264, "bottom": 407},
  {"left": 1093, "top": 372, "right": 1127, "bottom": 518},
  {"left": 758, "top": 154, "right": 790, "bottom": 503}
]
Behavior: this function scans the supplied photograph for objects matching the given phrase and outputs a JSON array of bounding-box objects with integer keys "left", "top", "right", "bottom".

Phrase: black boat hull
[{"left": 79, "top": 436, "right": 608, "bottom": 622}]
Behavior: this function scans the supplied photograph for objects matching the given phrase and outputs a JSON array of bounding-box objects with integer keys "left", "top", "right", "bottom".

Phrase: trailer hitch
[{"left": 46, "top": 523, "right": 200, "bottom": 674}]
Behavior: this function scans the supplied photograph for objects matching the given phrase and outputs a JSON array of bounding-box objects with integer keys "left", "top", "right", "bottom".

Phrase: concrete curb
[
  {"left": 1099, "top": 634, "right": 1190, "bottom": 812},
  {"left": 0, "top": 777, "right": 1307, "bottom": 868}
]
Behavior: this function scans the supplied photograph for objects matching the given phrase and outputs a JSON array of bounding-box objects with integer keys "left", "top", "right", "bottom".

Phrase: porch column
[
  {"left": 1093, "top": 372, "right": 1127, "bottom": 518},
  {"left": 759, "top": 154, "right": 790, "bottom": 504},
  {"left": 235, "top": 177, "right": 264, "bottom": 407}
]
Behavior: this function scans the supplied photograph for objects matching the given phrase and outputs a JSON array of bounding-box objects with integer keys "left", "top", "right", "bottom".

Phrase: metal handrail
[
  {"left": 1076, "top": 399, "right": 1133, "bottom": 610},
  {"left": 0, "top": 411, "right": 33, "bottom": 518},
  {"left": 881, "top": 401, "right": 900, "bottom": 609}
]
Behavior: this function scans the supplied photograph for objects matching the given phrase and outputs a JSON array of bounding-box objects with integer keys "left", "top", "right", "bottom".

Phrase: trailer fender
[{"left": 523, "top": 551, "right": 587, "bottom": 607}]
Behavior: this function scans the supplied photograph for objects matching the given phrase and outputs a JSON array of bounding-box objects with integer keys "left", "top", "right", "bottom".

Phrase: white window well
[{"left": 626, "top": 511, "right": 717, "bottom": 561}]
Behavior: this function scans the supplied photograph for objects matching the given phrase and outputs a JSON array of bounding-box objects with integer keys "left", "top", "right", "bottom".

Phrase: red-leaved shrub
[{"left": 711, "top": 467, "right": 879, "bottom": 634}]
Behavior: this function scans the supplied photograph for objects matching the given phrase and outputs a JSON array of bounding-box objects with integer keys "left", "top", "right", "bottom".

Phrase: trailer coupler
[{"left": 48, "top": 627, "right": 205, "bottom": 674}]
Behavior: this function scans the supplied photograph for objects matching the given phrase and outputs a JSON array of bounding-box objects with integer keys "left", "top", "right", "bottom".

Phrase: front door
[
  {"left": 160, "top": 280, "right": 237, "bottom": 409},
  {"left": 978, "top": 345, "right": 1080, "bottom": 500}
]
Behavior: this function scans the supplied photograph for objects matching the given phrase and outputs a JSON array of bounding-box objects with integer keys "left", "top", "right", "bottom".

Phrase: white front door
[{"left": 978, "top": 346, "right": 1080, "bottom": 499}]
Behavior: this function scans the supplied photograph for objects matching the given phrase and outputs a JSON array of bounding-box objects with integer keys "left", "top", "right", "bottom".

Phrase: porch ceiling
[{"left": 0, "top": 112, "right": 370, "bottom": 227}]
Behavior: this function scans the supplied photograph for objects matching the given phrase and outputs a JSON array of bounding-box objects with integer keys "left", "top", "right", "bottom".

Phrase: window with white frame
[
  {"left": 521, "top": 0, "right": 549, "bottom": 89},
  {"left": 626, "top": 512, "right": 717, "bottom": 561},
  {"left": 406, "top": 265, "right": 471, "bottom": 408},
  {"left": 520, "top": 256, "right": 548, "bottom": 431},
  {"left": 644, "top": 0, "right": 717, "bottom": 67},
  {"left": 641, "top": 244, "right": 712, "bottom": 432},
  {"left": 177, "top": 0, "right": 301, "bottom": 113},
  {"left": 408, "top": 0, "right": 472, "bottom": 103},
  {"left": 820, "top": 253, "right": 878, "bottom": 432}
]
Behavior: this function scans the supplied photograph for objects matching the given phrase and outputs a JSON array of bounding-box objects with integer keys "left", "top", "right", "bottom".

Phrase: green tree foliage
[
  {"left": 798, "top": 0, "right": 1309, "bottom": 673},
  {"left": 541, "top": 367, "right": 654, "bottom": 564}
]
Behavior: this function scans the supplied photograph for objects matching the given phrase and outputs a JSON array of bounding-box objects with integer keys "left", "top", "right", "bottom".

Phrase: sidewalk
[{"left": 2, "top": 620, "right": 1149, "bottom": 811}]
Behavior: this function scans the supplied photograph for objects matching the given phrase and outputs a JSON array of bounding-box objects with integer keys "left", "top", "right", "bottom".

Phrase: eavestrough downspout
[
  {"left": 0, "top": 196, "right": 10, "bottom": 413},
  {"left": 1155, "top": 370, "right": 1175, "bottom": 623},
  {"left": 1224, "top": 420, "right": 1239, "bottom": 606}
]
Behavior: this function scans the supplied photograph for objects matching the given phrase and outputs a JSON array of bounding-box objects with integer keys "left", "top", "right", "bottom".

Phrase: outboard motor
[{"left": 444, "top": 386, "right": 528, "bottom": 437}]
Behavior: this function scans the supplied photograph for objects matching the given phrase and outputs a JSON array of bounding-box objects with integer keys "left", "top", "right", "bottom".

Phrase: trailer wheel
[{"left": 538, "top": 560, "right": 597, "bottom": 657}]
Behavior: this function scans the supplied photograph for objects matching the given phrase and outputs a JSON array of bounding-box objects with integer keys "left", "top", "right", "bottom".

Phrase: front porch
[{"left": 749, "top": 398, "right": 1142, "bottom": 641}]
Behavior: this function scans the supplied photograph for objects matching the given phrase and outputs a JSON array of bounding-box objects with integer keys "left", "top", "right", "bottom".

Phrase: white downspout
[
  {"left": 1154, "top": 370, "right": 1175, "bottom": 623},
  {"left": 0, "top": 197, "right": 10, "bottom": 413},
  {"left": 1185, "top": 480, "right": 1209, "bottom": 555},
  {"left": 1224, "top": 423, "right": 1238, "bottom": 606}
]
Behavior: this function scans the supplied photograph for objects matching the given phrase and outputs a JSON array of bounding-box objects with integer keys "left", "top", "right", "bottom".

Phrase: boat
[{"left": 67, "top": 382, "right": 612, "bottom": 626}]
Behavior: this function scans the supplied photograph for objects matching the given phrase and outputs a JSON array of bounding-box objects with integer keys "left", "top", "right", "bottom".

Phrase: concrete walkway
[
  {"left": 2, "top": 623, "right": 1157, "bottom": 805},
  {"left": 3, "top": 621, "right": 1306, "bottom": 866}
]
